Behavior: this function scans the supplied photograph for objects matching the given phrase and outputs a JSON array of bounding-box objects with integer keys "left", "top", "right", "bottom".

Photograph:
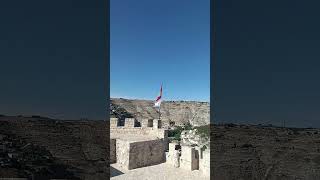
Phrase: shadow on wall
[{"left": 110, "top": 166, "right": 124, "bottom": 178}]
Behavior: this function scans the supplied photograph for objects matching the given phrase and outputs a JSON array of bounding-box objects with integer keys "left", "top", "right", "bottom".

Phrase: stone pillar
[
  {"left": 110, "top": 118, "right": 118, "bottom": 128},
  {"left": 116, "top": 139, "right": 130, "bottom": 169},
  {"left": 199, "top": 150, "right": 210, "bottom": 176},
  {"left": 141, "top": 119, "right": 149, "bottom": 128},
  {"left": 110, "top": 139, "right": 117, "bottom": 163},
  {"left": 153, "top": 119, "right": 161, "bottom": 129},
  {"left": 124, "top": 118, "right": 135, "bottom": 128},
  {"left": 168, "top": 142, "right": 180, "bottom": 167},
  {"left": 162, "top": 130, "right": 169, "bottom": 151},
  {"left": 173, "top": 150, "right": 180, "bottom": 168},
  {"left": 180, "top": 145, "right": 199, "bottom": 171}
]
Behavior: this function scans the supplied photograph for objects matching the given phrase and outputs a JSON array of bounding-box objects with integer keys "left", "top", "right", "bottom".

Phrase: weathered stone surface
[
  {"left": 110, "top": 139, "right": 116, "bottom": 164},
  {"left": 199, "top": 150, "right": 210, "bottom": 176},
  {"left": 115, "top": 139, "right": 130, "bottom": 169},
  {"left": 124, "top": 118, "right": 135, "bottom": 128},
  {"left": 173, "top": 150, "right": 180, "bottom": 168},
  {"left": 110, "top": 118, "right": 118, "bottom": 128},
  {"left": 128, "top": 139, "right": 165, "bottom": 170},
  {"left": 180, "top": 146, "right": 197, "bottom": 171},
  {"left": 141, "top": 119, "right": 152, "bottom": 128},
  {"left": 153, "top": 119, "right": 161, "bottom": 129}
]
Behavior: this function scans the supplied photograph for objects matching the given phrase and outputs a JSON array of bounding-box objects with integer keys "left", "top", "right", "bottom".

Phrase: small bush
[
  {"left": 194, "top": 125, "right": 210, "bottom": 138},
  {"left": 168, "top": 126, "right": 184, "bottom": 141}
]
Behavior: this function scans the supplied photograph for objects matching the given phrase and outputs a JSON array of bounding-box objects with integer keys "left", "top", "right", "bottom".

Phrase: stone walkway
[{"left": 111, "top": 163, "right": 209, "bottom": 180}]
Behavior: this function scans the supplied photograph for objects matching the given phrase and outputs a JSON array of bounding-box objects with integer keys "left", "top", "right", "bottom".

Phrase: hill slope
[{"left": 110, "top": 98, "right": 210, "bottom": 127}]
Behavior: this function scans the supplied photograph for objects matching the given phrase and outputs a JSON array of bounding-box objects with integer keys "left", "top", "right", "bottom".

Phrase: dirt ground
[{"left": 111, "top": 163, "right": 209, "bottom": 180}]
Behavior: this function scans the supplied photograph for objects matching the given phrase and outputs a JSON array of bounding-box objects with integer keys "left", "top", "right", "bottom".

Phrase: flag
[{"left": 154, "top": 84, "right": 162, "bottom": 108}]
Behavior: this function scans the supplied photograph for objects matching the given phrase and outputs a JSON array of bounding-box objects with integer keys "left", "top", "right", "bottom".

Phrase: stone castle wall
[
  {"left": 128, "top": 139, "right": 165, "bottom": 169},
  {"left": 110, "top": 118, "right": 168, "bottom": 170},
  {"left": 166, "top": 142, "right": 210, "bottom": 176},
  {"left": 110, "top": 118, "right": 168, "bottom": 147}
]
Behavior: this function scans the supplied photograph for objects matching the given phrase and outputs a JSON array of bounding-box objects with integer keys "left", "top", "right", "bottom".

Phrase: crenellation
[
  {"left": 124, "top": 118, "right": 136, "bottom": 128},
  {"left": 110, "top": 118, "right": 169, "bottom": 171},
  {"left": 110, "top": 117, "right": 208, "bottom": 177},
  {"left": 153, "top": 119, "right": 162, "bottom": 129},
  {"left": 110, "top": 118, "right": 119, "bottom": 128}
]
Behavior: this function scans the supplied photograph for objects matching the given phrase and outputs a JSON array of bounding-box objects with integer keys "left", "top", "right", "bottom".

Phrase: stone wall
[
  {"left": 166, "top": 143, "right": 179, "bottom": 166},
  {"left": 199, "top": 150, "right": 210, "bottom": 176},
  {"left": 124, "top": 118, "right": 136, "bottom": 128},
  {"left": 110, "top": 139, "right": 116, "bottom": 164},
  {"left": 110, "top": 118, "right": 168, "bottom": 144},
  {"left": 111, "top": 118, "right": 169, "bottom": 170},
  {"left": 166, "top": 142, "right": 210, "bottom": 176},
  {"left": 180, "top": 145, "right": 199, "bottom": 171},
  {"left": 128, "top": 139, "right": 165, "bottom": 169},
  {"left": 115, "top": 139, "right": 130, "bottom": 169}
]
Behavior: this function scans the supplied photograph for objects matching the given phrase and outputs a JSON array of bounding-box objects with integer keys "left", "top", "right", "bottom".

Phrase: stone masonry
[
  {"left": 167, "top": 142, "right": 209, "bottom": 176},
  {"left": 110, "top": 118, "right": 168, "bottom": 170}
]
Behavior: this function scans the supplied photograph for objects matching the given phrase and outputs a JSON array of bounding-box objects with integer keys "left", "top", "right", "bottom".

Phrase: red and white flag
[{"left": 154, "top": 84, "right": 162, "bottom": 108}]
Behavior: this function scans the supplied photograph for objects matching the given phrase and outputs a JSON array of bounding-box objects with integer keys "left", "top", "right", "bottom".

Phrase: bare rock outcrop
[{"left": 180, "top": 129, "right": 209, "bottom": 148}]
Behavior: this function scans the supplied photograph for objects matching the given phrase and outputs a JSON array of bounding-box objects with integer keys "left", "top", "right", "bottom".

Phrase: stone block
[
  {"left": 199, "top": 150, "right": 210, "bottom": 176},
  {"left": 141, "top": 119, "right": 153, "bottom": 128},
  {"left": 110, "top": 139, "right": 116, "bottom": 164},
  {"left": 128, "top": 139, "right": 165, "bottom": 170},
  {"left": 124, "top": 118, "right": 136, "bottom": 128},
  {"left": 180, "top": 145, "right": 199, "bottom": 171},
  {"left": 110, "top": 118, "right": 118, "bottom": 128},
  {"left": 116, "top": 139, "right": 130, "bottom": 169},
  {"left": 153, "top": 119, "right": 162, "bottom": 129}
]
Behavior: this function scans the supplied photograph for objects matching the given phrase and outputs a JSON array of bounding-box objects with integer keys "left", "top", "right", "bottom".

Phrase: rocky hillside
[
  {"left": 0, "top": 116, "right": 109, "bottom": 180},
  {"left": 212, "top": 124, "right": 320, "bottom": 179},
  {"left": 110, "top": 98, "right": 210, "bottom": 127}
]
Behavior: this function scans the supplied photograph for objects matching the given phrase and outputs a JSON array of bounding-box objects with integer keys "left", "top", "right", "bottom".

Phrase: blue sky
[{"left": 110, "top": 0, "right": 210, "bottom": 102}]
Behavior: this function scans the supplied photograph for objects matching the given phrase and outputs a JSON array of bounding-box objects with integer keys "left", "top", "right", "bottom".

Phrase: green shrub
[
  {"left": 168, "top": 123, "right": 210, "bottom": 141},
  {"left": 194, "top": 125, "right": 210, "bottom": 138},
  {"left": 168, "top": 126, "right": 184, "bottom": 141}
]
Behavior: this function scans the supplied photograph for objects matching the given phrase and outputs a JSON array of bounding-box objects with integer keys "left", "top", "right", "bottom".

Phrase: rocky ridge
[{"left": 110, "top": 98, "right": 210, "bottom": 127}]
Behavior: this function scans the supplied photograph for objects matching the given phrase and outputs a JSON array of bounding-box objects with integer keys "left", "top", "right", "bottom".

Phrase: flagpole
[{"left": 159, "top": 104, "right": 161, "bottom": 120}]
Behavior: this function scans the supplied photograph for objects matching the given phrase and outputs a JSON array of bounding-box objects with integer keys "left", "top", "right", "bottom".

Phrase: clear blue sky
[{"left": 110, "top": 0, "right": 210, "bottom": 102}]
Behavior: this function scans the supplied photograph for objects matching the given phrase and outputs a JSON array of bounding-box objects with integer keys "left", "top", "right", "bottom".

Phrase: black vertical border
[
  {"left": 210, "top": 0, "right": 216, "bottom": 178},
  {"left": 105, "top": 0, "right": 110, "bottom": 177}
]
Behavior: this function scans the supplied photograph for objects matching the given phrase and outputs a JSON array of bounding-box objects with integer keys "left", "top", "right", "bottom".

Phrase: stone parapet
[
  {"left": 141, "top": 119, "right": 153, "bottom": 128},
  {"left": 124, "top": 118, "right": 136, "bottom": 128},
  {"left": 128, "top": 139, "right": 165, "bottom": 169},
  {"left": 110, "top": 118, "right": 118, "bottom": 128},
  {"left": 153, "top": 119, "right": 161, "bottom": 129}
]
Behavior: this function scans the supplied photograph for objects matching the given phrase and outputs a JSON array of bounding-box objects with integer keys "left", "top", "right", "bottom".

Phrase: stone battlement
[
  {"left": 110, "top": 118, "right": 169, "bottom": 170},
  {"left": 110, "top": 118, "right": 162, "bottom": 129}
]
